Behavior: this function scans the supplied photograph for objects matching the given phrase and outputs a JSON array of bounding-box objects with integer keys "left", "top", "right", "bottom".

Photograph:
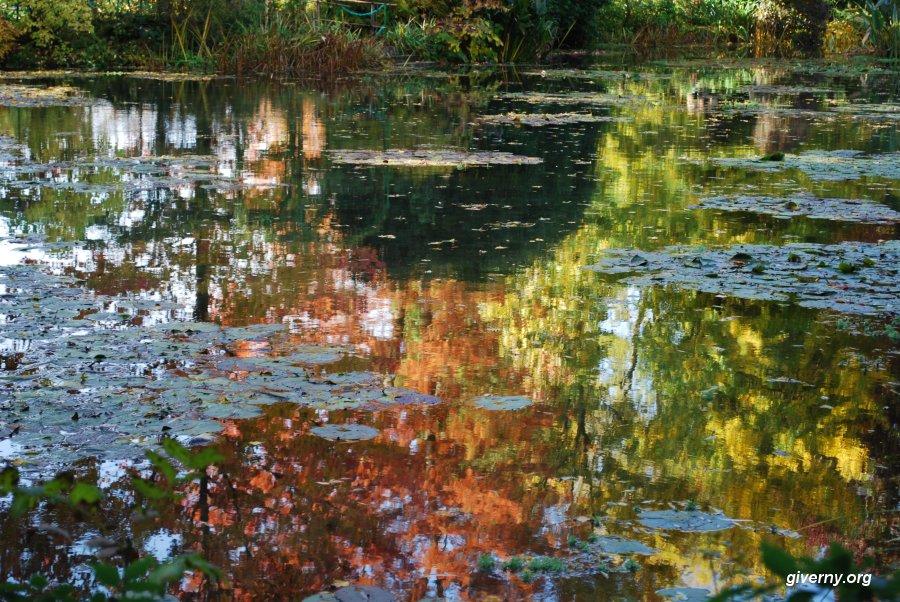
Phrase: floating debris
[
  {"left": 691, "top": 194, "right": 900, "bottom": 224},
  {"left": 0, "top": 84, "right": 94, "bottom": 107},
  {"left": 473, "top": 395, "right": 533, "bottom": 411},
  {"left": 585, "top": 241, "right": 899, "bottom": 316},
  {"left": 328, "top": 149, "right": 542, "bottom": 167},
  {"left": 594, "top": 536, "right": 657, "bottom": 555},
  {"left": 309, "top": 424, "right": 380, "bottom": 442},
  {"left": 638, "top": 510, "right": 735, "bottom": 533},
  {"left": 476, "top": 112, "right": 625, "bottom": 126},
  {"left": 709, "top": 150, "right": 900, "bottom": 181}
]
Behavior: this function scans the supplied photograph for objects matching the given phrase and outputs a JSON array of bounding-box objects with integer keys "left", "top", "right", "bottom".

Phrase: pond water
[{"left": 0, "top": 61, "right": 897, "bottom": 600}]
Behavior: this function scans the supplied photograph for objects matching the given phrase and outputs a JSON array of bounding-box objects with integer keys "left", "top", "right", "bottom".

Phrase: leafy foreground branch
[
  {"left": 712, "top": 542, "right": 900, "bottom": 601},
  {"left": 0, "top": 439, "right": 222, "bottom": 601}
]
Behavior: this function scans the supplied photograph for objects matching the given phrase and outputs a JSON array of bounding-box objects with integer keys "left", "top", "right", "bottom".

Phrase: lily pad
[
  {"left": 585, "top": 241, "right": 900, "bottom": 316},
  {"left": 328, "top": 149, "right": 542, "bottom": 167},
  {"left": 656, "top": 587, "right": 711, "bottom": 601},
  {"left": 501, "top": 91, "right": 655, "bottom": 107},
  {"left": 691, "top": 194, "right": 900, "bottom": 224},
  {"left": 638, "top": 510, "right": 735, "bottom": 532},
  {"left": 309, "top": 424, "right": 380, "bottom": 442},
  {"left": 473, "top": 395, "right": 533, "bottom": 411},
  {"left": 476, "top": 112, "right": 625, "bottom": 126},
  {"left": 710, "top": 150, "right": 900, "bottom": 181},
  {"left": 594, "top": 536, "right": 657, "bottom": 555},
  {"left": 303, "top": 586, "right": 396, "bottom": 602}
]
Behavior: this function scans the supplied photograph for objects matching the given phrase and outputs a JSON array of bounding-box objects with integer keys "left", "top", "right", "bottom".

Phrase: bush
[
  {"left": 754, "top": 0, "right": 831, "bottom": 56},
  {"left": 5, "top": 0, "right": 94, "bottom": 66}
]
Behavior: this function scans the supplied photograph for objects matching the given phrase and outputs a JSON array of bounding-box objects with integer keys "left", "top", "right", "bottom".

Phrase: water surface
[{"left": 0, "top": 62, "right": 897, "bottom": 600}]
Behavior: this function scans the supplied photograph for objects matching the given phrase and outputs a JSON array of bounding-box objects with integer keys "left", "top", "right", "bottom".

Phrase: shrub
[
  {"left": 5, "top": 0, "right": 94, "bottom": 66},
  {"left": 754, "top": 0, "right": 831, "bottom": 56}
]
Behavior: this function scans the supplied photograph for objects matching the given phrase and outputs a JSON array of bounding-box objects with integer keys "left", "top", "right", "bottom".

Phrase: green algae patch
[
  {"left": 328, "top": 149, "right": 542, "bottom": 167},
  {"left": 473, "top": 394, "right": 533, "bottom": 411},
  {"left": 638, "top": 509, "right": 735, "bottom": 532},
  {"left": 709, "top": 150, "right": 900, "bottom": 181},
  {"left": 476, "top": 112, "right": 625, "bottom": 126},
  {"left": 585, "top": 241, "right": 900, "bottom": 316},
  {"left": 691, "top": 194, "right": 900, "bottom": 224},
  {"left": 309, "top": 423, "right": 379, "bottom": 442}
]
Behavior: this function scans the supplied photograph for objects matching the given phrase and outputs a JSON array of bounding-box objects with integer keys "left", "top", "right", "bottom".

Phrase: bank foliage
[{"left": 0, "top": 0, "right": 897, "bottom": 72}]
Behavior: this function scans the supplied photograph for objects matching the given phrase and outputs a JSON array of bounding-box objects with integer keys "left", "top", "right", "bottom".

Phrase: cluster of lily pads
[
  {"left": 475, "top": 112, "right": 626, "bottom": 127},
  {"left": 469, "top": 506, "right": 744, "bottom": 600},
  {"left": 0, "top": 261, "right": 442, "bottom": 473},
  {"left": 0, "top": 84, "right": 93, "bottom": 108},
  {"left": 0, "top": 138, "right": 260, "bottom": 197},
  {"left": 586, "top": 241, "right": 899, "bottom": 316},
  {"left": 709, "top": 149, "right": 900, "bottom": 182},
  {"left": 327, "top": 149, "right": 542, "bottom": 168},
  {"left": 691, "top": 193, "right": 900, "bottom": 225}
]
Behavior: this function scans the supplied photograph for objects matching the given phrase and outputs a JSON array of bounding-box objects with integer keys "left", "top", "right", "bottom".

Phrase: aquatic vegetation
[
  {"left": 0, "top": 261, "right": 436, "bottom": 471},
  {"left": 477, "top": 553, "right": 496, "bottom": 571},
  {"left": 472, "top": 394, "right": 533, "bottom": 411},
  {"left": 500, "top": 91, "right": 657, "bottom": 107},
  {"left": 328, "top": 149, "right": 542, "bottom": 167},
  {"left": 585, "top": 241, "right": 900, "bottom": 315},
  {"left": 304, "top": 585, "right": 397, "bottom": 601},
  {"left": 709, "top": 150, "right": 900, "bottom": 181},
  {"left": 594, "top": 536, "right": 657, "bottom": 555},
  {"left": 691, "top": 194, "right": 900, "bottom": 224},
  {"left": 638, "top": 509, "right": 736, "bottom": 532},
  {"left": 476, "top": 112, "right": 626, "bottom": 126},
  {"left": 657, "top": 587, "right": 711, "bottom": 601},
  {"left": 0, "top": 83, "right": 92, "bottom": 107},
  {"left": 309, "top": 423, "right": 380, "bottom": 442},
  {"left": 740, "top": 84, "right": 832, "bottom": 94}
]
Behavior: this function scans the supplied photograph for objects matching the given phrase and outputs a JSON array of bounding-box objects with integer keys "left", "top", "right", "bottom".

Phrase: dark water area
[{"left": 0, "top": 61, "right": 897, "bottom": 600}]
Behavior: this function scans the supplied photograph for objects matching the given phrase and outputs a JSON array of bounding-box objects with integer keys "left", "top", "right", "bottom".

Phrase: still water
[{"left": 0, "top": 61, "right": 897, "bottom": 600}]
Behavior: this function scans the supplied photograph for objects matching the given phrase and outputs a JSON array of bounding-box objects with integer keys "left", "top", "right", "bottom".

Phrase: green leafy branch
[
  {"left": 0, "top": 438, "right": 224, "bottom": 600},
  {"left": 711, "top": 541, "right": 900, "bottom": 601}
]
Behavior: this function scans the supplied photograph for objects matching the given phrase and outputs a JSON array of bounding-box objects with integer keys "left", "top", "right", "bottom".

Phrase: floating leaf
[
  {"left": 309, "top": 424, "right": 379, "bottom": 442},
  {"left": 473, "top": 395, "right": 533, "bottom": 411}
]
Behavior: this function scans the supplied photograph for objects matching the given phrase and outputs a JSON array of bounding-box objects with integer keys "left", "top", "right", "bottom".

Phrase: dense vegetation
[{"left": 0, "top": 0, "right": 897, "bottom": 74}]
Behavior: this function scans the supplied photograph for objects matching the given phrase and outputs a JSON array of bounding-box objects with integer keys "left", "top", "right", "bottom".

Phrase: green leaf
[
  {"left": 160, "top": 437, "right": 191, "bottom": 466},
  {"left": 90, "top": 563, "right": 120, "bottom": 588},
  {"left": 186, "top": 448, "right": 223, "bottom": 471},
  {"left": 28, "top": 574, "right": 49, "bottom": 590},
  {"left": 761, "top": 542, "right": 799, "bottom": 579},
  {"left": 146, "top": 450, "right": 177, "bottom": 483},
  {"left": 0, "top": 466, "right": 19, "bottom": 494},
  {"left": 146, "top": 558, "right": 188, "bottom": 586},
  {"left": 184, "top": 554, "right": 222, "bottom": 580},
  {"left": 123, "top": 556, "right": 157, "bottom": 582},
  {"left": 130, "top": 477, "right": 168, "bottom": 501},
  {"left": 70, "top": 483, "right": 102, "bottom": 505}
]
